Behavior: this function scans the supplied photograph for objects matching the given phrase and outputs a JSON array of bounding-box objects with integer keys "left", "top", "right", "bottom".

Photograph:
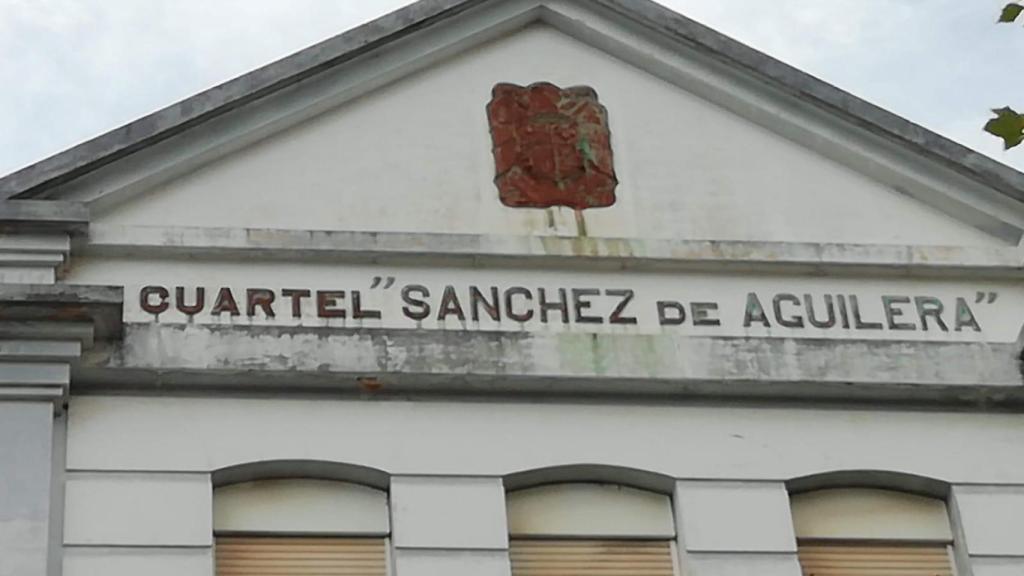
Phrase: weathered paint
[
  {"left": 488, "top": 82, "right": 617, "bottom": 209},
  {"left": 3, "top": 1, "right": 1024, "bottom": 575},
  {"left": 66, "top": 258, "right": 1024, "bottom": 344},
  {"left": 87, "top": 25, "right": 1012, "bottom": 247},
  {"left": 73, "top": 323, "right": 1024, "bottom": 402}
]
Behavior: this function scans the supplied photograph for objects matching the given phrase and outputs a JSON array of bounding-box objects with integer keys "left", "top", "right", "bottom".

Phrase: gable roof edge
[
  {"left": 3, "top": 0, "right": 1024, "bottom": 208},
  {"left": 589, "top": 0, "right": 1024, "bottom": 205},
  {"left": 0, "top": 0, "right": 488, "bottom": 201}
]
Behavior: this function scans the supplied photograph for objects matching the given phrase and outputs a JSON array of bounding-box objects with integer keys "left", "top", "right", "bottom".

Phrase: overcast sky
[{"left": 3, "top": 0, "right": 1024, "bottom": 176}]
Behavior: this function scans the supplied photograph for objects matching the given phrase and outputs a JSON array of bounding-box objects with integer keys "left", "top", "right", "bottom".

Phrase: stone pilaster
[
  {"left": 0, "top": 282, "right": 123, "bottom": 576},
  {"left": 951, "top": 485, "right": 1024, "bottom": 576},
  {"left": 674, "top": 481, "right": 803, "bottom": 576},
  {"left": 390, "top": 477, "right": 511, "bottom": 576}
]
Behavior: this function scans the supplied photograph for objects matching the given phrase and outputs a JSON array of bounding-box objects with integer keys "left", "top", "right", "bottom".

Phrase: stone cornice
[
  {"left": 0, "top": 201, "right": 89, "bottom": 236},
  {"left": 0, "top": 283, "right": 124, "bottom": 342},
  {"left": 0, "top": 283, "right": 123, "bottom": 410},
  {"left": 74, "top": 322, "right": 1024, "bottom": 409},
  {"left": 85, "top": 225, "right": 1024, "bottom": 278}
]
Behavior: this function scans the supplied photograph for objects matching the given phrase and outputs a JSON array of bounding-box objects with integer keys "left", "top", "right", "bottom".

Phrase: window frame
[{"left": 212, "top": 474, "right": 392, "bottom": 576}]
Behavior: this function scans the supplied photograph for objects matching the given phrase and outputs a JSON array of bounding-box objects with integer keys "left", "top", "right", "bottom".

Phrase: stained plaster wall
[
  {"left": 93, "top": 24, "right": 1004, "bottom": 247},
  {"left": 29, "top": 9, "right": 1024, "bottom": 576},
  {"left": 58, "top": 396, "right": 1024, "bottom": 575}
]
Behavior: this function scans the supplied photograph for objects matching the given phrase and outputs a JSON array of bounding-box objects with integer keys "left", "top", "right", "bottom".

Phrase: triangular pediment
[{"left": 6, "top": 0, "right": 1024, "bottom": 248}]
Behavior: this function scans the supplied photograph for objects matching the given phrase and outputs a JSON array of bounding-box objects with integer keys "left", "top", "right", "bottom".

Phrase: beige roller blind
[
  {"left": 215, "top": 536, "right": 387, "bottom": 576},
  {"left": 510, "top": 539, "right": 675, "bottom": 576},
  {"left": 797, "top": 543, "right": 953, "bottom": 576}
]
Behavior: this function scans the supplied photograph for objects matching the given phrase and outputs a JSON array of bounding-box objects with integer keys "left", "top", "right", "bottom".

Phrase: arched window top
[
  {"left": 214, "top": 478, "right": 389, "bottom": 536},
  {"left": 212, "top": 459, "right": 389, "bottom": 490},
  {"left": 790, "top": 488, "right": 952, "bottom": 542},
  {"left": 507, "top": 483, "right": 675, "bottom": 539}
]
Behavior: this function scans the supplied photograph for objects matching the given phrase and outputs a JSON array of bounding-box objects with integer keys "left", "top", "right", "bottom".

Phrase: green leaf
[
  {"left": 999, "top": 3, "right": 1024, "bottom": 22},
  {"left": 985, "top": 107, "right": 1024, "bottom": 149}
]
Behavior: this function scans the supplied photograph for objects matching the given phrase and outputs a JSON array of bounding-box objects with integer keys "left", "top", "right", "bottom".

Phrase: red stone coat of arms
[{"left": 486, "top": 82, "right": 617, "bottom": 210}]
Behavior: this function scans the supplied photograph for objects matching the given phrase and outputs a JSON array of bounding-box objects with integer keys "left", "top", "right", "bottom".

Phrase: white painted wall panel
[
  {"left": 96, "top": 25, "right": 1002, "bottom": 248},
  {"left": 63, "top": 547, "right": 213, "bottom": 576},
  {"left": 953, "top": 486, "right": 1024, "bottom": 556},
  {"left": 64, "top": 473, "right": 212, "bottom": 546},
  {"left": 393, "top": 549, "right": 511, "bottom": 576},
  {"left": 391, "top": 477, "right": 508, "bottom": 550},
  {"left": 675, "top": 482, "right": 796, "bottom": 553},
  {"left": 67, "top": 397, "right": 1024, "bottom": 484}
]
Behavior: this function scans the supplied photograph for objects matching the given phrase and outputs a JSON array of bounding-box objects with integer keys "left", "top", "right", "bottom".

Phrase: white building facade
[{"left": 2, "top": 1, "right": 1024, "bottom": 575}]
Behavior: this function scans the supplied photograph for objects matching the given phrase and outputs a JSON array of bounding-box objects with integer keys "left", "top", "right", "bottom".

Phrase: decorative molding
[
  {"left": 0, "top": 201, "right": 89, "bottom": 234},
  {"left": 0, "top": 283, "right": 124, "bottom": 341},
  {"left": 85, "top": 225, "right": 1024, "bottom": 277},
  {"left": 0, "top": 358, "right": 69, "bottom": 408},
  {"left": 74, "top": 322, "right": 1024, "bottom": 407},
  {"left": 0, "top": 233, "right": 71, "bottom": 283},
  {"left": 0, "top": 283, "right": 124, "bottom": 411},
  {"left": 0, "top": 200, "right": 87, "bottom": 283}
]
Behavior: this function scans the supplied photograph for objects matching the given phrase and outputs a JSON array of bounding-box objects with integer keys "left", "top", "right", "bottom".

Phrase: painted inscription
[{"left": 139, "top": 284, "right": 987, "bottom": 334}]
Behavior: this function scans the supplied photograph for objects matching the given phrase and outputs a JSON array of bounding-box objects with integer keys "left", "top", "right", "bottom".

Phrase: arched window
[
  {"left": 213, "top": 478, "right": 389, "bottom": 576},
  {"left": 791, "top": 488, "right": 954, "bottom": 576},
  {"left": 507, "top": 483, "right": 677, "bottom": 576}
]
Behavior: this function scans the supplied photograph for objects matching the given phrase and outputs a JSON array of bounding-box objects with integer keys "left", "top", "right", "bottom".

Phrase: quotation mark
[
  {"left": 975, "top": 291, "right": 998, "bottom": 304},
  {"left": 370, "top": 276, "right": 396, "bottom": 289}
]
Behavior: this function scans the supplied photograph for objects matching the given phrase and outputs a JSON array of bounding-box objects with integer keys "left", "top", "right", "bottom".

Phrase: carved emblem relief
[{"left": 486, "top": 82, "right": 617, "bottom": 209}]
